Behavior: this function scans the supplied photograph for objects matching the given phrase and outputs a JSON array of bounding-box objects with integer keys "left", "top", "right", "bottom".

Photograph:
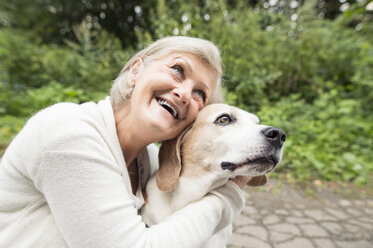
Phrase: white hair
[{"left": 110, "top": 36, "right": 224, "bottom": 110}]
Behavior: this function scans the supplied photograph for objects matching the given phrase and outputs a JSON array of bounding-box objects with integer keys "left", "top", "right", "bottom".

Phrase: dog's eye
[
  {"left": 215, "top": 114, "right": 235, "bottom": 125},
  {"left": 219, "top": 116, "right": 230, "bottom": 124}
]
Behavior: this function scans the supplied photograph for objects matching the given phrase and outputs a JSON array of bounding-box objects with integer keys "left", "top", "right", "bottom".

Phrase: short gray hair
[{"left": 110, "top": 36, "right": 224, "bottom": 110}]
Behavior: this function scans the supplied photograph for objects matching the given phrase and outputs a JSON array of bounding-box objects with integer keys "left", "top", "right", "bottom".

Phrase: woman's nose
[{"left": 173, "top": 84, "right": 192, "bottom": 105}]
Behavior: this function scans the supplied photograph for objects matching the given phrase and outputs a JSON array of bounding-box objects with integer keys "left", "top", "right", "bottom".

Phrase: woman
[{"left": 0, "top": 36, "right": 249, "bottom": 247}]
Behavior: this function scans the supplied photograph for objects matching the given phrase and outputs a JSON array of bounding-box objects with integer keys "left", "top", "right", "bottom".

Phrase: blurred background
[{"left": 0, "top": 0, "right": 372, "bottom": 190}]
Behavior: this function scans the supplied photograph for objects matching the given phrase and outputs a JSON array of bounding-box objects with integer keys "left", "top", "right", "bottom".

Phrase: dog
[{"left": 141, "top": 103, "right": 286, "bottom": 245}]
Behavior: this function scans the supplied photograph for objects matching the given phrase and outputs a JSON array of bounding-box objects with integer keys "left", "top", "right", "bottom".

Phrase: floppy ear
[
  {"left": 156, "top": 125, "right": 193, "bottom": 192},
  {"left": 247, "top": 175, "right": 268, "bottom": 186}
]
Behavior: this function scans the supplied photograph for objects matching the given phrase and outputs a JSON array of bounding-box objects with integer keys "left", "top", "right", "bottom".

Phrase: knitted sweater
[{"left": 0, "top": 97, "right": 245, "bottom": 248}]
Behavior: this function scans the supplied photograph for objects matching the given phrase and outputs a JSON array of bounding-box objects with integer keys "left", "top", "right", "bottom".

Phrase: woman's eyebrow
[
  {"left": 177, "top": 57, "right": 193, "bottom": 74},
  {"left": 174, "top": 56, "right": 210, "bottom": 92}
]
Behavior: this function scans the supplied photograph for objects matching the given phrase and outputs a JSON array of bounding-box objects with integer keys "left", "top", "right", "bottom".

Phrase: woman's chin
[{"left": 145, "top": 116, "right": 177, "bottom": 141}]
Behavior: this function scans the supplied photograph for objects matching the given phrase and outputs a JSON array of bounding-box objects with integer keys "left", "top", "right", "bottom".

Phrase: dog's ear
[
  {"left": 156, "top": 125, "right": 193, "bottom": 192},
  {"left": 247, "top": 175, "right": 267, "bottom": 186}
]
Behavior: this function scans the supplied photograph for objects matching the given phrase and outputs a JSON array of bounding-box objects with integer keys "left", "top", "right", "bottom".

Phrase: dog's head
[{"left": 156, "top": 104, "right": 286, "bottom": 192}]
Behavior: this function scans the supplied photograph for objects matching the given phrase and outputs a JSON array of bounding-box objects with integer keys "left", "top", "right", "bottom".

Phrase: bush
[
  {"left": 0, "top": 115, "right": 26, "bottom": 155},
  {"left": 257, "top": 91, "right": 373, "bottom": 185},
  {"left": 0, "top": 25, "right": 132, "bottom": 116}
]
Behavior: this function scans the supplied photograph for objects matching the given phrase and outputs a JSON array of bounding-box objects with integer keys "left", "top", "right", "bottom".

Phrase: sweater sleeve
[{"left": 34, "top": 107, "right": 244, "bottom": 248}]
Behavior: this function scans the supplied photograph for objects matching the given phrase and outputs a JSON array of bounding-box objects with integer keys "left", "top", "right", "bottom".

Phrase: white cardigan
[{"left": 0, "top": 97, "right": 245, "bottom": 248}]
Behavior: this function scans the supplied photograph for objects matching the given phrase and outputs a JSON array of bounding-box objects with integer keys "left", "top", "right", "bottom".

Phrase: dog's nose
[{"left": 262, "top": 127, "right": 286, "bottom": 147}]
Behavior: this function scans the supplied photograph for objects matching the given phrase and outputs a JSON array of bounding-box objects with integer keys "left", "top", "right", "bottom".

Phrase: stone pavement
[{"left": 227, "top": 180, "right": 373, "bottom": 248}]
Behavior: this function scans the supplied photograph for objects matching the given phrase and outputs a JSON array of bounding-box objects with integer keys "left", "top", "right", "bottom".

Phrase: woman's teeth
[{"left": 157, "top": 98, "right": 178, "bottom": 118}]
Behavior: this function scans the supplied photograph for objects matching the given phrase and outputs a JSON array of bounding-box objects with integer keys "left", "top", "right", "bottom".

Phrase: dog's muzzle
[{"left": 220, "top": 127, "right": 286, "bottom": 173}]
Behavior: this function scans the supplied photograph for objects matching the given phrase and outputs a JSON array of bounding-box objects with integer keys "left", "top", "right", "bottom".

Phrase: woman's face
[{"left": 128, "top": 52, "right": 218, "bottom": 142}]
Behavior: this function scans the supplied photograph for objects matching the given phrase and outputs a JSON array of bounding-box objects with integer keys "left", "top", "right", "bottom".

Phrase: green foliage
[
  {"left": 0, "top": 25, "right": 131, "bottom": 116},
  {"left": 22, "top": 81, "right": 107, "bottom": 115},
  {"left": 258, "top": 91, "right": 373, "bottom": 185},
  {"left": 337, "top": 0, "right": 373, "bottom": 39},
  {"left": 0, "top": 115, "right": 26, "bottom": 154},
  {"left": 0, "top": 0, "right": 157, "bottom": 47}
]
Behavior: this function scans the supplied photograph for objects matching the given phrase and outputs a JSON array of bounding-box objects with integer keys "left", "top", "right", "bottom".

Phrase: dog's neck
[
  {"left": 173, "top": 174, "right": 228, "bottom": 208},
  {"left": 141, "top": 167, "right": 228, "bottom": 225}
]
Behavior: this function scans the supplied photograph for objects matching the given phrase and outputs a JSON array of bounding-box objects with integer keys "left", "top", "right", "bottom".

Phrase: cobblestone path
[{"left": 228, "top": 180, "right": 373, "bottom": 248}]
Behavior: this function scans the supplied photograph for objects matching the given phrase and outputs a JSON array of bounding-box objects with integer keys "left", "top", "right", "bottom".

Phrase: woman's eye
[
  {"left": 195, "top": 90, "right": 206, "bottom": 103},
  {"left": 171, "top": 64, "right": 184, "bottom": 77},
  {"left": 214, "top": 114, "right": 235, "bottom": 125}
]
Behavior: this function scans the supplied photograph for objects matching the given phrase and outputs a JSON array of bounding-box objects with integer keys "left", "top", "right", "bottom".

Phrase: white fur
[{"left": 141, "top": 104, "right": 285, "bottom": 246}]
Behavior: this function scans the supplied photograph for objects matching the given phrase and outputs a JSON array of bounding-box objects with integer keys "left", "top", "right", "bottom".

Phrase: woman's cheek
[{"left": 190, "top": 105, "right": 200, "bottom": 122}]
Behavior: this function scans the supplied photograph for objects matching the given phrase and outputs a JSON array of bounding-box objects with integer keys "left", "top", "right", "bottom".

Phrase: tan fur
[
  {"left": 142, "top": 104, "right": 285, "bottom": 234},
  {"left": 247, "top": 174, "right": 267, "bottom": 186},
  {"left": 156, "top": 125, "right": 193, "bottom": 191}
]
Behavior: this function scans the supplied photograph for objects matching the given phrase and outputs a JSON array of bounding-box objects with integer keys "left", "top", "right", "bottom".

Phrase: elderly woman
[{"left": 0, "top": 36, "right": 248, "bottom": 247}]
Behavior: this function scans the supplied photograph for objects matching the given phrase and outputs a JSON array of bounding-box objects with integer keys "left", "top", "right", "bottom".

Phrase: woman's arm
[
  {"left": 33, "top": 107, "right": 244, "bottom": 248},
  {"left": 38, "top": 143, "right": 243, "bottom": 248}
]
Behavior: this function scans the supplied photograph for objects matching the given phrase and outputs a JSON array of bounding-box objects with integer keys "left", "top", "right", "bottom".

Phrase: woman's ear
[{"left": 128, "top": 58, "right": 143, "bottom": 86}]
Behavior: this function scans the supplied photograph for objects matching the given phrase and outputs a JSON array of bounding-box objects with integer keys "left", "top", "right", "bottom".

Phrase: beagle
[{"left": 141, "top": 103, "right": 286, "bottom": 242}]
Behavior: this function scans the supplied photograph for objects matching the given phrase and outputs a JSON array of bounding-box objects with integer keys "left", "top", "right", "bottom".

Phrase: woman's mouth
[{"left": 156, "top": 97, "right": 179, "bottom": 119}]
